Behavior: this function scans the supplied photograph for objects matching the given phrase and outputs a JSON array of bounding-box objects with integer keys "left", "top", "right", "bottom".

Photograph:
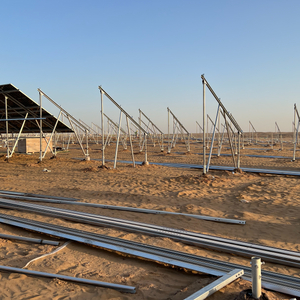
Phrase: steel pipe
[
  {"left": 0, "top": 264, "right": 135, "bottom": 293},
  {"left": 0, "top": 233, "right": 59, "bottom": 245}
]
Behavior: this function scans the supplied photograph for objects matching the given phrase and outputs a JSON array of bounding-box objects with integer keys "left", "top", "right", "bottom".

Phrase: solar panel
[{"left": 0, "top": 84, "right": 73, "bottom": 133}]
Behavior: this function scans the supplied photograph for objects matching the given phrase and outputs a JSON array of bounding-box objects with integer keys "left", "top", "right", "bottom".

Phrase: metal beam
[
  {"left": 201, "top": 75, "right": 243, "bottom": 133},
  {"left": 98, "top": 87, "right": 147, "bottom": 134},
  {"left": 184, "top": 269, "right": 244, "bottom": 300},
  {"left": 0, "top": 199, "right": 299, "bottom": 267},
  {"left": 0, "top": 264, "right": 135, "bottom": 293},
  {"left": 0, "top": 213, "right": 298, "bottom": 297}
]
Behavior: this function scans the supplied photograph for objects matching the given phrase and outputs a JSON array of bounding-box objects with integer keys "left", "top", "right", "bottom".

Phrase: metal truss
[
  {"left": 79, "top": 119, "right": 100, "bottom": 145},
  {"left": 99, "top": 86, "right": 148, "bottom": 168},
  {"left": 0, "top": 212, "right": 299, "bottom": 297},
  {"left": 292, "top": 104, "right": 300, "bottom": 161},
  {"left": 37, "top": 89, "right": 90, "bottom": 161},
  {"left": 138, "top": 109, "right": 164, "bottom": 151},
  {"left": 167, "top": 107, "right": 190, "bottom": 153},
  {"left": 201, "top": 75, "right": 243, "bottom": 174},
  {"left": 274, "top": 122, "right": 283, "bottom": 149},
  {"left": 103, "top": 113, "right": 128, "bottom": 150},
  {"left": 249, "top": 121, "right": 257, "bottom": 144}
]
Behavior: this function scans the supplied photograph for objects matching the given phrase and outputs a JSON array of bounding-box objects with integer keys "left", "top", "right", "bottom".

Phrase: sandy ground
[{"left": 0, "top": 135, "right": 299, "bottom": 299}]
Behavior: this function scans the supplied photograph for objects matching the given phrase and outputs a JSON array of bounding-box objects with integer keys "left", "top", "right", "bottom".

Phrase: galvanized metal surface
[
  {"left": 0, "top": 213, "right": 298, "bottom": 297},
  {"left": 0, "top": 197, "right": 244, "bottom": 224},
  {"left": 184, "top": 269, "right": 244, "bottom": 300},
  {"left": 0, "top": 264, "right": 136, "bottom": 293},
  {"left": 0, "top": 233, "right": 59, "bottom": 245},
  {"left": 251, "top": 257, "right": 262, "bottom": 299},
  {"left": 0, "top": 199, "right": 299, "bottom": 267}
]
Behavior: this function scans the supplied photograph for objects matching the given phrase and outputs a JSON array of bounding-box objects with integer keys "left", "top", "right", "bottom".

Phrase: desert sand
[{"left": 0, "top": 134, "right": 299, "bottom": 300}]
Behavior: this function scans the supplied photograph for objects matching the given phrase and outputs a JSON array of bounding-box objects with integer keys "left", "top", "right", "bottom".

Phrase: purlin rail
[
  {"left": 0, "top": 212, "right": 299, "bottom": 297},
  {"left": 0, "top": 199, "right": 300, "bottom": 268}
]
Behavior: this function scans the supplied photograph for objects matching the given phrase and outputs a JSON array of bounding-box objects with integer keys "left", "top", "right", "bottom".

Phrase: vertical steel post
[
  {"left": 293, "top": 105, "right": 297, "bottom": 161},
  {"left": 237, "top": 132, "right": 241, "bottom": 169},
  {"left": 113, "top": 111, "right": 122, "bottom": 169},
  {"left": 101, "top": 89, "right": 105, "bottom": 166},
  {"left": 144, "top": 133, "right": 148, "bottom": 164},
  {"left": 251, "top": 257, "right": 262, "bottom": 299},
  {"left": 217, "top": 109, "right": 221, "bottom": 146},
  {"left": 207, "top": 105, "right": 220, "bottom": 172},
  {"left": 39, "top": 91, "right": 43, "bottom": 162},
  {"left": 54, "top": 131, "right": 57, "bottom": 157},
  {"left": 224, "top": 113, "right": 237, "bottom": 168},
  {"left": 4, "top": 96, "right": 9, "bottom": 160},
  {"left": 126, "top": 116, "right": 135, "bottom": 167},
  {"left": 202, "top": 78, "right": 206, "bottom": 174},
  {"left": 167, "top": 108, "right": 170, "bottom": 154},
  {"left": 85, "top": 129, "right": 90, "bottom": 160},
  {"left": 217, "top": 125, "right": 226, "bottom": 157},
  {"left": 139, "top": 109, "right": 142, "bottom": 151}
]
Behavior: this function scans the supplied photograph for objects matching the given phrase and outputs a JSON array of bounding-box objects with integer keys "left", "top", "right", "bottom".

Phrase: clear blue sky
[{"left": 1, "top": 0, "right": 300, "bottom": 133}]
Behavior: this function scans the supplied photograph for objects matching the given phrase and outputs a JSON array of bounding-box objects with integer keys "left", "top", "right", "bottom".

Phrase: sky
[{"left": 1, "top": 0, "right": 300, "bottom": 133}]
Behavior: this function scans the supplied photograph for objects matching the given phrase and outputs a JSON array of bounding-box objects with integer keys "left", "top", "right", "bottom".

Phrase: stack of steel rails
[
  {"left": 0, "top": 212, "right": 299, "bottom": 297},
  {"left": 0, "top": 198, "right": 299, "bottom": 268},
  {"left": 0, "top": 190, "right": 80, "bottom": 202}
]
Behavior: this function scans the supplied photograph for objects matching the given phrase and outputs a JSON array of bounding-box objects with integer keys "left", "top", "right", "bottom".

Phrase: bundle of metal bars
[
  {"left": 0, "top": 212, "right": 298, "bottom": 297},
  {"left": 0, "top": 192, "right": 245, "bottom": 224},
  {"left": 0, "top": 198, "right": 299, "bottom": 268}
]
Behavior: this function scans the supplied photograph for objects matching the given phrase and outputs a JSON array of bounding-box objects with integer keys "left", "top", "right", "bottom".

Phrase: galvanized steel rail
[
  {"left": 0, "top": 213, "right": 299, "bottom": 297},
  {"left": 0, "top": 264, "right": 136, "bottom": 293},
  {"left": 0, "top": 199, "right": 299, "bottom": 268},
  {"left": 0, "top": 196, "right": 245, "bottom": 224}
]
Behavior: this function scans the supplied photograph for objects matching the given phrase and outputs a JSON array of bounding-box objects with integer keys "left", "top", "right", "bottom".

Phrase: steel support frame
[
  {"left": 38, "top": 89, "right": 90, "bottom": 161},
  {"left": 292, "top": 104, "right": 300, "bottom": 161},
  {"left": 99, "top": 86, "right": 148, "bottom": 167},
  {"left": 167, "top": 107, "right": 190, "bottom": 154},
  {"left": 201, "top": 75, "right": 243, "bottom": 173},
  {"left": 184, "top": 269, "right": 244, "bottom": 300},
  {"left": 139, "top": 109, "right": 164, "bottom": 151}
]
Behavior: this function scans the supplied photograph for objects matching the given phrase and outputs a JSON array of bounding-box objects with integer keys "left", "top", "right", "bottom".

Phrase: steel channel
[
  {"left": 0, "top": 194, "right": 79, "bottom": 202},
  {"left": 0, "top": 197, "right": 245, "bottom": 224},
  {"left": 0, "top": 199, "right": 300, "bottom": 267},
  {"left": 0, "top": 191, "right": 79, "bottom": 201},
  {"left": 0, "top": 213, "right": 299, "bottom": 296}
]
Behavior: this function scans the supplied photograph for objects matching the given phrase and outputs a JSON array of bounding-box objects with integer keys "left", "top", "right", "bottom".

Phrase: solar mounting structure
[
  {"left": 249, "top": 120, "right": 257, "bottom": 144},
  {"left": 138, "top": 109, "right": 164, "bottom": 152},
  {"left": 201, "top": 75, "right": 243, "bottom": 174},
  {"left": 37, "top": 89, "right": 90, "bottom": 161},
  {"left": 167, "top": 107, "right": 190, "bottom": 154},
  {"left": 99, "top": 86, "right": 148, "bottom": 168},
  {"left": 274, "top": 122, "right": 283, "bottom": 149},
  {"left": 103, "top": 113, "right": 128, "bottom": 150},
  {"left": 0, "top": 84, "right": 74, "bottom": 160},
  {"left": 292, "top": 103, "right": 300, "bottom": 161}
]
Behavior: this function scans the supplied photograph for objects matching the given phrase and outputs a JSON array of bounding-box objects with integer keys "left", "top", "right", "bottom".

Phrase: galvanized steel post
[
  {"left": 202, "top": 76, "right": 206, "bottom": 174},
  {"left": 101, "top": 88, "right": 105, "bottom": 166},
  {"left": 113, "top": 111, "right": 122, "bottom": 169},
  {"left": 4, "top": 96, "right": 9, "bottom": 160},
  {"left": 251, "top": 257, "right": 262, "bottom": 299},
  {"left": 39, "top": 91, "right": 43, "bottom": 162}
]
